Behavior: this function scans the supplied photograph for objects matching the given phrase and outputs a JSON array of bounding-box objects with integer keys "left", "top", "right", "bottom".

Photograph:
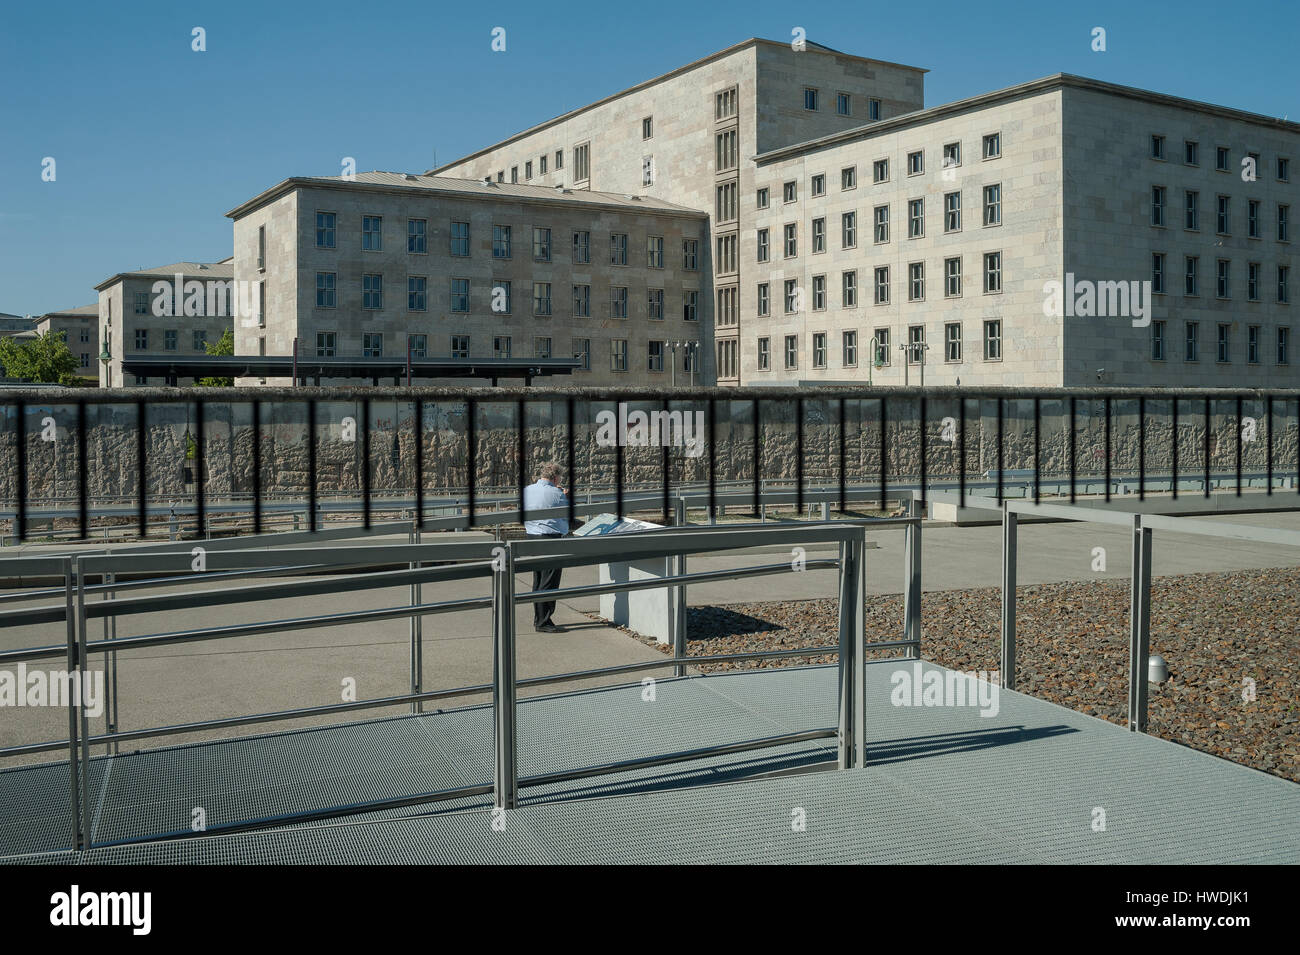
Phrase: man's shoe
[{"left": 536, "top": 623, "right": 563, "bottom": 633}]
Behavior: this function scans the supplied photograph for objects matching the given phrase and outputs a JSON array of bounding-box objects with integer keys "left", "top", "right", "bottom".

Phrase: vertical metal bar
[
  {"left": 77, "top": 401, "right": 87, "bottom": 540},
  {"left": 1138, "top": 396, "right": 1146, "bottom": 501},
  {"left": 1171, "top": 398, "right": 1179, "bottom": 500},
  {"left": 838, "top": 397, "right": 846, "bottom": 514},
  {"left": 136, "top": 399, "right": 146, "bottom": 539},
  {"left": 1267, "top": 394, "right": 1274, "bottom": 494},
  {"left": 566, "top": 397, "right": 576, "bottom": 530},
  {"left": 1235, "top": 395, "right": 1243, "bottom": 497},
  {"left": 1001, "top": 505, "right": 1017, "bottom": 691},
  {"left": 1204, "top": 397, "right": 1212, "bottom": 498},
  {"left": 903, "top": 499, "right": 922, "bottom": 658},
  {"left": 64, "top": 557, "right": 82, "bottom": 849},
  {"left": 307, "top": 400, "right": 318, "bottom": 532},
  {"left": 673, "top": 496, "right": 688, "bottom": 679},
  {"left": 615, "top": 422, "right": 624, "bottom": 520},
  {"left": 752, "top": 398, "right": 762, "bottom": 517},
  {"left": 661, "top": 398, "right": 670, "bottom": 524},
  {"left": 103, "top": 571, "right": 118, "bottom": 755},
  {"left": 996, "top": 397, "right": 1003, "bottom": 504},
  {"left": 879, "top": 396, "right": 888, "bottom": 512},
  {"left": 1128, "top": 519, "right": 1153, "bottom": 733},
  {"left": 516, "top": 398, "right": 526, "bottom": 525},
  {"left": 958, "top": 397, "right": 966, "bottom": 504},
  {"left": 707, "top": 397, "right": 716, "bottom": 521},
  {"left": 194, "top": 400, "right": 206, "bottom": 538},
  {"left": 918, "top": 395, "right": 926, "bottom": 507},
  {"left": 1069, "top": 396, "right": 1077, "bottom": 504},
  {"left": 361, "top": 396, "right": 372, "bottom": 529},
  {"left": 852, "top": 524, "right": 867, "bottom": 768},
  {"left": 15, "top": 400, "right": 26, "bottom": 543},
  {"left": 466, "top": 398, "right": 477, "bottom": 527},
  {"left": 492, "top": 543, "right": 518, "bottom": 809},
  {"left": 75, "top": 557, "right": 92, "bottom": 847},
  {"left": 251, "top": 400, "right": 263, "bottom": 535},
  {"left": 414, "top": 398, "right": 424, "bottom": 529},
  {"left": 795, "top": 397, "right": 804, "bottom": 515},
  {"left": 1103, "top": 396, "right": 1111, "bottom": 503},
  {"left": 835, "top": 531, "right": 865, "bottom": 770},
  {"left": 1033, "top": 397, "right": 1040, "bottom": 502}
]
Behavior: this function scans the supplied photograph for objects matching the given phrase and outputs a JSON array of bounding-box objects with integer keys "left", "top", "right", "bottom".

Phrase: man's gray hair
[{"left": 539, "top": 462, "right": 564, "bottom": 482}]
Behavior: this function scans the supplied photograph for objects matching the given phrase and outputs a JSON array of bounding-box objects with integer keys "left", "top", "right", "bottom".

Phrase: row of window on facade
[
  {"left": 313, "top": 272, "right": 703, "bottom": 320},
  {"left": 312, "top": 213, "right": 700, "bottom": 267},
  {"left": 737, "top": 185, "right": 1003, "bottom": 261},
  {"left": 494, "top": 143, "right": 591, "bottom": 185},
  {"left": 800, "top": 87, "right": 882, "bottom": 120},
  {"left": 1150, "top": 320, "right": 1292, "bottom": 364},
  {"left": 1150, "top": 187, "right": 1290, "bottom": 240},
  {"left": 1151, "top": 254, "right": 1291, "bottom": 302},
  {"left": 742, "top": 321, "right": 1008, "bottom": 374},
  {"left": 1150, "top": 136, "right": 1290, "bottom": 182},
  {"left": 129, "top": 329, "right": 226, "bottom": 351},
  {"left": 310, "top": 331, "right": 698, "bottom": 373}
]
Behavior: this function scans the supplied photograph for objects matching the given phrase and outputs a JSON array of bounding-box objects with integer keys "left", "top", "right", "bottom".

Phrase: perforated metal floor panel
[{"left": 4, "top": 662, "right": 1299, "bottom": 864}]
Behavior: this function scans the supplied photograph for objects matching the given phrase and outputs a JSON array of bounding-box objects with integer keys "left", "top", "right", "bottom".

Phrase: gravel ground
[{"left": 599, "top": 567, "right": 1300, "bottom": 783}]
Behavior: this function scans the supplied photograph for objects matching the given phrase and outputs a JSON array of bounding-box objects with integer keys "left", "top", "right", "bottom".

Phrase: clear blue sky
[{"left": 1, "top": 0, "right": 1294, "bottom": 316}]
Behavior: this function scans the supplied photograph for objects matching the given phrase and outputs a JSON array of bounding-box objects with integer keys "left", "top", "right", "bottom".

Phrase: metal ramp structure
[{"left": 4, "top": 663, "right": 1299, "bottom": 865}]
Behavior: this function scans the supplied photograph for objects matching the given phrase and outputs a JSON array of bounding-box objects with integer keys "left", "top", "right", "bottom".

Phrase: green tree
[
  {"left": 0, "top": 330, "right": 80, "bottom": 385},
  {"left": 196, "top": 328, "right": 235, "bottom": 386}
]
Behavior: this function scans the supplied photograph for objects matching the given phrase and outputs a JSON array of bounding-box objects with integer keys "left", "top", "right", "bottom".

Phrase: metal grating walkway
[{"left": 4, "top": 661, "right": 1299, "bottom": 864}]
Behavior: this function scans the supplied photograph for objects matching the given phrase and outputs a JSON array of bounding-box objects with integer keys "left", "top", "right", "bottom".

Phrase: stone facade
[
  {"left": 227, "top": 174, "right": 709, "bottom": 387},
  {"left": 33, "top": 304, "right": 99, "bottom": 378}
]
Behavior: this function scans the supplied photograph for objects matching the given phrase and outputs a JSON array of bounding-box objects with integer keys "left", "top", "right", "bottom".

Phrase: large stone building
[
  {"left": 226, "top": 173, "right": 708, "bottom": 386},
  {"left": 33, "top": 304, "right": 99, "bottom": 377},
  {"left": 431, "top": 41, "right": 1298, "bottom": 388},
  {"left": 94, "top": 260, "right": 235, "bottom": 387}
]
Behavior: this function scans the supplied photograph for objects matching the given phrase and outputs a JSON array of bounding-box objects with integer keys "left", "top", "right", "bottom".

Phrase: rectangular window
[
  {"left": 192, "top": 330, "right": 204, "bottom": 351},
  {"left": 1217, "top": 195, "right": 1231, "bottom": 235},
  {"left": 574, "top": 338, "right": 589, "bottom": 370},
  {"left": 874, "top": 266, "right": 890, "bottom": 304},
  {"left": 1217, "top": 146, "right": 1231, "bottom": 171},
  {"left": 784, "top": 223, "right": 798, "bottom": 258},
  {"left": 1281, "top": 265, "right": 1292, "bottom": 303},
  {"left": 409, "top": 334, "right": 427, "bottom": 358},
  {"left": 1153, "top": 253, "right": 1166, "bottom": 294},
  {"left": 785, "top": 334, "right": 799, "bottom": 369},
  {"left": 841, "top": 167, "right": 856, "bottom": 190},
  {"left": 1151, "top": 321, "right": 1165, "bottom": 360},
  {"left": 1185, "top": 322, "right": 1199, "bottom": 362},
  {"left": 1248, "top": 262, "right": 1261, "bottom": 301},
  {"left": 533, "top": 227, "right": 552, "bottom": 262},
  {"left": 611, "top": 339, "right": 627, "bottom": 372},
  {"left": 647, "top": 340, "right": 664, "bottom": 372},
  {"left": 574, "top": 143, "right": 590, "bottom": 181},
  {"left": 812, "top": 217, "right": 826, "bottom": 253},
  {"left": 642, "top": 116, "right": 653, "bottom": 139},
  {"left": 1249, "top": 200, "right": 1261, "bottom": 238},
  {"left": 784, "top": 279, "right": 799, "bottom": 314},
  {"left": 843, "top": 330, "right": 857, "bottom": 367},
  {"left": 836, "top": 92, "right": 851, "bottom": 116},
  {"left": 257, "top": 225, "right": 265, "bottom": 269},
  {"left": 683, "top": 238, "right": 698, "bottom": 269},
  {"left": 944, "top": 191, "right": 961, "bottom": 232},
  {"left": 164, "top": 329, "right": 177, "bottom": 351},
  {"left": 555, "top": 151, "right": 563, "bottom": 170},
  {"left": 1185, "top": 140, "right": 1199, "bottom": 165},
  {"left": 1152, "top": 186, "right": 1166, "bottom": 226},
  {"left": 494, "top": 280, "right": 511, "bottom": 314},
  {"left": 716, "top": 182, "right": 738, "bottom": 221},
  {"left": 812, "top": 332, "right": 827, "bottom": 368},
  {"left": 757, "top": 283, "right": 770, "bottom": 317},
  {"left": 943, "top": 141, "right": 961, "bottom": 171},
  {"left": 648, "top": 235, "right": 664, "bottom": 268},
  {"left": 716, "top": 86, "right": 737, "bottom": 120},
  {"left": 133, "top": 291, "right": 149, "bottom": 314},
  {"left": 684, "top": 290, "right": 698, "bottom": 322},
  {"left": 492, "top": 224, "right": 511, "bottom": 258},
  {"left": 408, "top": 276, "right": 427, "bottom": 311},
  {"left": 812, "top": 274, "right": 826, "bottom": 310},
  {"left": 450, "top": 220, "right": 470, "bottom": 256},
  {"left": 524, "top": 161, "right": 533, "bottom": 180},
  {"left": 756, "top": 187, "right": 769, "bottom": 210},
  {"left": 873, "top": 158, "right": 889, "bottom": 183},
  {"left": 573, "top": 230, "right": 591, "bottom": 264},
  {"left": 450, "top": 278, "right": 469, "bottom": 312},
  {"left": 908, "top": 198, "right": 925, "bottom": 237},
  {"left": 983, "top": 320, "right": 1001, "bottom": 360},
  {"left": 572, "top": 284, "right": 591, "bottom": 317},
  {"left": 533, "top": 282, "right": 552, "bottom": 316},
  {"left": 1217, "top": 259, "right": 1231, "bottom": 298},
  {"left": 1280, "top": 204, "right": 1291, "bottom": 242},
  {"left": 874, "top": 205, "right": 889, "bottom": 243},
  {"left": 983, "top": 133, "right": 1001, "bottom": 159},
  {"left": 363, "top": 332, "right": 383, "bottom": 358},
  {"left": 362, "top": 215, "right": 382, "bottom": 251},
  {"left": 907, "top": 325, "right": 925, "bottom": 363},
  {"left": 363, "top": 273, "right": 383, "bottom": 310},
  {"left": 945, "top": 257, "right": 962, "bottom": 297},
  {"left": 842, "top": 270, "right": 857, "bottom": 307},
  {"left": 539, "top": 155, "right": 547, "bottom": 174},
  {"left": 811, "top": 174, "right": 826, "bottom": 197},
  {"left": 803, "top": 88, "right": 819, "bottom": 111},
  {"left": 1248, "top": 325, "right": 1260, "bottom": 363},
  {"left": 408, "top": 218, "right": 427, "bottom": 253},
  {"left": 908, "top": 262, "right": 925, "bottom": 301},
  {"left": 610, "top": 233, "right": 628, "bottom": 266},
  {"left": 757, "top": 337, "right": 770, "bottom": 371},
  {"left": 316, "top": 211, "right": 336, "bottom": 248},
  {"left": 1151, "top": 135, "right": 1165, "bottom": 160},
  {"left": 716, "top": 234, "right": 737, "bottom": 273},
  {"left": 1185, "top": 191, "right": 1199, "bottom": 230},
  {"left": 316, "top": 332, "right": 336, "bottom": 358},
  {"left": 1185, "top": 256, "right": 1199, "bottom": 295},
  {"left": 983, "top": 184, "right": 1002, "bottom": 226},
  {"left": 1279, "top": 327, "right": 1290, "bottom": 365},
  {"left": 1279, "top": 157, "right": 1291, "bottom": 182},
  {"left": 783, "top": 180, "right": 797, "bottom": 203},
  {"left": 529, "top": 337, "right": 549, "bottom": 360},
  {"left": 984, "top": 252, "right": 1002, "bottom": 293},
  {"left": 494, "top": 336, "right": 512, "bottom": 359},
  {"left": 647, "top": 288, "right": 664, "bottom": 320},
  {"left": 907, "top": 150, "right": 923, "bottom": 175},
  {"left": 451, "top": 335, "right": 469, "bottom": 359},
  {"left": 757, "top": 228, "right": 770, "bottom": 263},
  {"left": 1217, "top": 323, "right": 1231, "bottom": 362},
  {"left": 716, "top": 129, "right": 738, "bottom": 170},
  {"left": 610, "top": 286, "right": 628, "bottom": 318},
  {"left": 945, "top": 322, "right": 962, "bottom": 362},
  {"left": 316, "top": 271, "right": 336, "bottom": 308},
  {"left": 134, "top": 329, "right": 147, "bottom": 350},
  {"left": 871, "top": 328, "right": 890, "bottom": 366}
]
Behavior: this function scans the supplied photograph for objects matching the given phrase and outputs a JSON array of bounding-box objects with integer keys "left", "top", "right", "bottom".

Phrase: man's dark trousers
[{"left": 528, "top": 532, "right": 564, "bottom": 628}]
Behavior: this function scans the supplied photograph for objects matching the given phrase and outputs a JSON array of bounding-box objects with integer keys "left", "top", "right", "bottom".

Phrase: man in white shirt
[{"left": 523, "top": 462, "right": 570, "bottom": 633}]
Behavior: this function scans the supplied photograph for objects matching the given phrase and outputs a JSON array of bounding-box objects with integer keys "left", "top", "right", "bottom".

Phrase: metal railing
[
  {"left": 0, "top": 516, "right": 923, "bottom": 850},
  {"left": 3, "top": 385, "right": 1299, "bottom": 543}
]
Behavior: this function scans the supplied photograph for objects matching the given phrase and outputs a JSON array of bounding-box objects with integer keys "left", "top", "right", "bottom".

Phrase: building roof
[
  {"left": 226, "top": 171, "right": 709, "bottom": 221},
  {"left": 426, "top": 37, "right": 928, "bottom": 175},
  {"left": 94, "top": 261, "right": 235, "bottom": 292},
  {"left": 754, "top": 73, "right": 1300, "bottom": 164},
  {"left": 36, "top": 304, "right": 99, "bottom": 320}
]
